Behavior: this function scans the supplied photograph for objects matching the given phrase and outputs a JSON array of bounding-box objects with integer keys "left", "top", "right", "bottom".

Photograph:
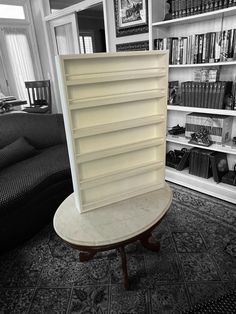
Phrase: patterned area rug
[{"left": 0, "top": 182, "right": 236, "bottom": 313}]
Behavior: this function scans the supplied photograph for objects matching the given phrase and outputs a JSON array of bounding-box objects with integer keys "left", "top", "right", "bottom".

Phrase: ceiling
[{"left": 49, "top": 0, "right": 103, "bottom": 11}]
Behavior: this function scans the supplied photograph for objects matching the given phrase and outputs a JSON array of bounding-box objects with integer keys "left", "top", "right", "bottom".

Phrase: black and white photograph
[{"left": 114, "top": 0, "right": 148, "bottom": 36}]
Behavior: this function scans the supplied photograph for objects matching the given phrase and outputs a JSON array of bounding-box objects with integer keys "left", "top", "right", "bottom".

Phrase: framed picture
[
  {"left": 116, "top": 40, "right": 149, "bottom": 51},
  {"left": 210, "top": 152, "right": 229, "bottom": 183},
  {"left": 114, "top": 0, "right": 148, "bottom": 37}
]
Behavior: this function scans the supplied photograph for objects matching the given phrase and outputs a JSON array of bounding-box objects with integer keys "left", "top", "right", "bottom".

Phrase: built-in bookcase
[
  {"left": 149, "top": 1, "right": 236, "bottom": 203},
  {"left": 56, "top": 51, "right": 168, "bottom": 213}
]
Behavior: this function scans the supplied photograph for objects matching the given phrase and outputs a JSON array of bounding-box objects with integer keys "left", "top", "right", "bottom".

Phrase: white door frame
[
  {"left": 49, "top": 13, "right": 80, "bottom": 55},
  {"left": 45, "top": 0, "right": 109, "bottom": 52}
]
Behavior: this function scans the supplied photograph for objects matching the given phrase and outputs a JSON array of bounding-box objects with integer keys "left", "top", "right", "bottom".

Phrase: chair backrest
[{"left": 25, "top": 80, "right": 52, "bottom": 113}]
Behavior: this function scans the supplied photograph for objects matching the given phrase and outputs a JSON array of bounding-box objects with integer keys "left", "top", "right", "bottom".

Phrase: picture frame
[
  {"left": 210, "top": 152, "right": 229, "bottom": 183},
  {"left": 116, "top": 40, "right": 149, "bottom": 51},
  {"left": 114, "top": 0, "right": 148, "bottom": 37}
]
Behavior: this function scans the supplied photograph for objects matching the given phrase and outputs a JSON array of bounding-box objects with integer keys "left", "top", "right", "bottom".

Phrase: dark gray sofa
[{"left": 0, "top": 113, "right": 72, "bottom": 252}]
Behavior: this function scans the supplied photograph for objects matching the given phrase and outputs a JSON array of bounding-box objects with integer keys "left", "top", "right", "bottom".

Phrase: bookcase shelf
[
  {"left": 152, "top": 7, "right": 236, "bottom": 27},
  {"left": 167, "top": 134, "right": 236, "bottom": 155},
  {"left": 167, "top": 105, "right": 236, "bottom": 116},
  {"left": 166, "top": 167, "right": 236, "bottom": 204},
  {"left": 149, "top": 0, "right": 236, "bottom": 203},
  {"left": 56, "top": 51, "right": 168, "bottom": 213},
  {"left": 169, "top": 61, "right": 236, "bottom": 68}
]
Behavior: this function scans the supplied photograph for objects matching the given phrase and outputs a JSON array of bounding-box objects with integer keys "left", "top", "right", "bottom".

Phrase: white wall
[{"left": 105, "top": 0, "right": 149, "bottom": 52}]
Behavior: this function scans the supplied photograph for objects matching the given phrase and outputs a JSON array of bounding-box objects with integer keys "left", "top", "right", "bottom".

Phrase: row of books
[
  {"left": 170, "top": 0, "right": 236, "bottom": 20},
  {"left": 185, "top": 113, "right": 233, "bottom": 143},
  {"left": 168, "top": 147, "right": 232, "bottom": 184},
  {"left": 189, "top": 148, "right": 213, "bottom": 178},
  {"left": 180, "top": 81, "right": 233, "bottom": 109},
  {"left": 154, "top": 29, "right": 236, "bottom": 64}
]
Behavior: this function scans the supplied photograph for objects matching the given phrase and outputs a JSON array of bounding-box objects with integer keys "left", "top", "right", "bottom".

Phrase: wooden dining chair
[{"left": 25, "top": 80, "right": 52, "bottom": 113}]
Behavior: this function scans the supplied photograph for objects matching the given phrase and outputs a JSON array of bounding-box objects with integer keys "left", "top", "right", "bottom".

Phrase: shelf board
[
  {"left": 73, "top": 115, "right": 165, "bottom": 138},
  {"left": 82, "top": 182, "right": 164, "bottom": 212},
  {"left": 167, "top": 134, "right": 236, "bottom": 155},
  {"left": 80, "top": 161, "right": 163, "bottom": 190},
  {"left": 152, "top": 7, "right": 236, "bottom": 27},
  {"left": 66, "top": 68, "right": 165, "bottom": 86},
  {"left": 69, "top": 89, "right": 165, "bottom": 109},
  {"left": 77, "top": 138, "right": 164, "bottom": 163},
  {"left": 166, "top": 167, "right": 236, "bottom": 204},
  {"left": 167, "top": 105, "right": 236, "bottom": 116},
  {"left": 169, "top": 61, "right": 236, "bottom": 68}
]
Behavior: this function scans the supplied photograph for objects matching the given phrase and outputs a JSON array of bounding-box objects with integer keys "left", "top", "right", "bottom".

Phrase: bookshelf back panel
[
  {"left": 75, "top": 124, "right": 164, "bottom": 154},
  {"left": 64, "top": 54, "right": 167, "bottom": 76},
  {"left": 71, "top": 98, "right": 166, "bottom": 129},
  {"left": 81, "top": 168, "right": 165, "bottom": 205},
  {"left": 67, "top": 78, "right": 166, "bottom": 100},
  {"left": 79, "top": 146, "right": 164, "bottom": 180}
]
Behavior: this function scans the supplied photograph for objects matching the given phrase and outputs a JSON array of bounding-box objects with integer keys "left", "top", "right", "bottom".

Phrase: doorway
[{"left": 77, "top": 3, "right": 106, "bottom": 53}]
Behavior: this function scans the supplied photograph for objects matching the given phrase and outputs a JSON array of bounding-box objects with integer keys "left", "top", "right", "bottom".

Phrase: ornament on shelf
[{"left": 189, "top": 126, "right": 212, "bottom": 147}]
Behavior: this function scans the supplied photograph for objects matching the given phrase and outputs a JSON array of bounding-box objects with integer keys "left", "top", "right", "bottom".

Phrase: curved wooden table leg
[
  {"left": 117, "top": 246, "right": 129, "bottom": 289},
  {"left": 140, "top": 233, "right": 160, "bottom": 252},
  {"left": 79, "top": 251, "right": 97, "bottom": 262}
]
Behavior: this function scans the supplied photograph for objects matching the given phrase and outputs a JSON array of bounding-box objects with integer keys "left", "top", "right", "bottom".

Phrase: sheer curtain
[
  {"left": 54, "top": 23, "right": 75, "bottom": 55},
  {"left": 1, "top": 27, "right": 36, "bottom": 99}
]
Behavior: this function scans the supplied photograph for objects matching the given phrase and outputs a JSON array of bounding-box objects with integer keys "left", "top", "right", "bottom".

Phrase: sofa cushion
[
  {"left": 0, "top": 113, "right": 66, "bottom": 149},
  {"left": 0, "top": 137, "right": 38, "bottom": 170},
  {"left": 0, "top": 144, "right": 71, "bottom": 214}
]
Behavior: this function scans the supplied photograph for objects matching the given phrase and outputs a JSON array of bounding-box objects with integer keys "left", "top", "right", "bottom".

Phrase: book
[
  {"left": 172, "top": 0, "right": 176, "bottom": 18},
  {"left": 208, "top": 82, "right": 214, "bottom": 108},
  {"left": 219, "top": 81, "right": 233, "bottom": 109},
  {"left": 194, "top": 34, "right": 199, "bottom": 63},
  {"left": 193, "top": 0, "right": 198, "bottom": 14},
  {"left": 214, "top": 31, "right": 221, "bottom": 62},
  {"left": 169, "top": 81, "right": 180, "bottom": 105},
  {"left": 233, "top": 29, "right": 236, "bottom": 59},
  {"left": 209, "top": 32, "right": 216, "bottom": 63},
  {"left": 209, "top": 0, "right": 214, "bottom": 11},
  {"left": 198, "top": 34, "right": 204, "bottom": 63},
  {"left": 200, "top": 150, "right": 213, "bottom": 179},
  {"left": 186, "top": 0, "right": 192, "bottom": 15},
  {"left": 227, "top": 29, "right": 234, "bottom": 60},
  {"left": 181, "top": 82, "right": 186, "bottom": 105},
  {"left": 211, "top": 82, "right": 218, "bottom": 109},
  {"left": 197, "top": 0, "right": 202, "bottom": 13},
  {"left": 223, "top": 0, "right": 229, "bottom": 8},
  {"left": 215, "top": 81, "right": 222, "bottom": 109}
]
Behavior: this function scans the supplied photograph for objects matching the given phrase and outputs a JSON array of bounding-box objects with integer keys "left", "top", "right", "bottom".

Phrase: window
[
  {"left": 0, "top": 0, "right": 42, "bottom": 100},
  {"left": 79, "top": 34, "right": 94, "bottom": 54},
  {"left": 0, "top": 27, "right": 36, "bottom": 99},
  {"left": 0, "top": 4, "right": 25, "bottom": 20}
]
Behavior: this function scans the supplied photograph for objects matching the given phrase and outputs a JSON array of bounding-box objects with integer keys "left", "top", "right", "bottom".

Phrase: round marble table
[{"left": 54, "top": 183, "right": 172, "bottom": 288}]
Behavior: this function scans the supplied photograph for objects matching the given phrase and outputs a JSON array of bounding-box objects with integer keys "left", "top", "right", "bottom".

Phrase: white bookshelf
[
  {"left": 169, "top": 61, "right": 236, "bottom": 68},
  {"left": 168, "top": 105, "right": 236, "bottom": 116},
  {"left": 152, "top": 7, "right": 236, "bottom": 27},
  {"left": 167, "top": 134, "right": 236, "bottom": 155},
  {"left": 166, "top": 167, "right": 236, "bottom": 204},
  {"left": 149, "top": 1, "right": 236, "bottom": 203},
  {"left": 56, "top": 51, "right": 169, "bottom": 213}
]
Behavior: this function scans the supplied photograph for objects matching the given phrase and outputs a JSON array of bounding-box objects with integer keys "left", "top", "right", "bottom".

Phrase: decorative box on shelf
[{"left": 185, "top": 113, "right": 233, "bottom": 144}]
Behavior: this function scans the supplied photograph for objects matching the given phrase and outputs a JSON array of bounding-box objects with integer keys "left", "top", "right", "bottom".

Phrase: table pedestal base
[{"left": 78, "top": 231, "right": 160, "bottom": 289}]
